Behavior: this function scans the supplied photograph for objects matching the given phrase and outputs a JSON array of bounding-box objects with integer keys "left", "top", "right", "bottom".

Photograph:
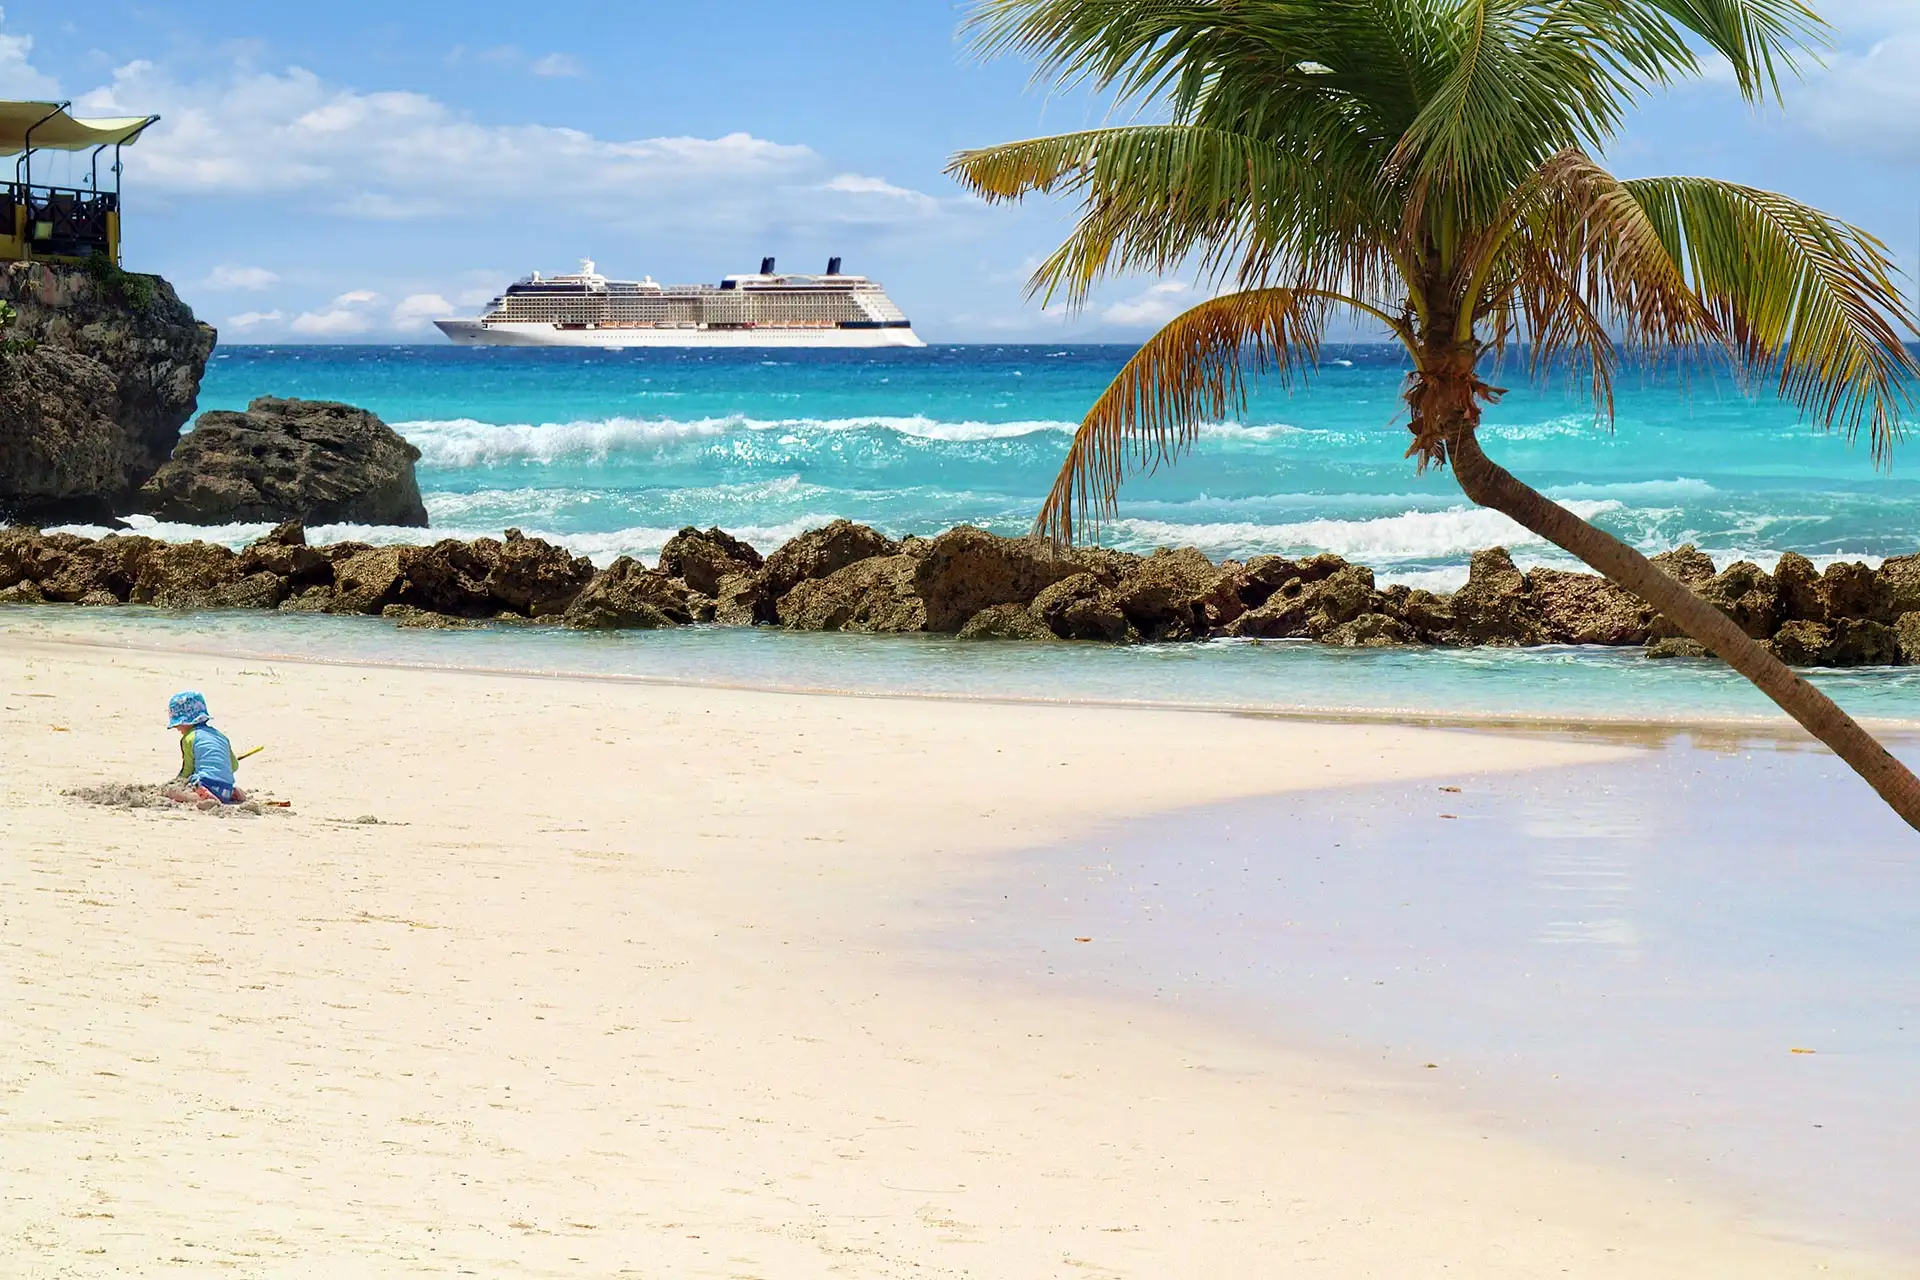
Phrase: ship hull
[{"left": 434, "top": 320, "right": 926, "bottom": 349}]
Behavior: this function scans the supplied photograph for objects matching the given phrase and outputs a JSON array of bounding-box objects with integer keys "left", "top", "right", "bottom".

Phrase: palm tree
[{"left": 949, "top": 0, "right": 1920, "bottom": 830}]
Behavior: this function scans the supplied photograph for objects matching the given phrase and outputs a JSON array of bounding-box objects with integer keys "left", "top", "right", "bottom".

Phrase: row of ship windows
[{"left": 493, "top": 301, "right": 872, "bottom": 319}]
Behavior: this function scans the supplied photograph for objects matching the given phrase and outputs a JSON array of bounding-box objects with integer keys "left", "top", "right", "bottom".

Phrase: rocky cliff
[{"left": 0, "top": 261, "right": 216, "bottom": 522}]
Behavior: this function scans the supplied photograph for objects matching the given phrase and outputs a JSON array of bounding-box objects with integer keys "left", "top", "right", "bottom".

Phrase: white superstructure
[{"left": 434, "top": 257, "right": 924, "bottom": 349}]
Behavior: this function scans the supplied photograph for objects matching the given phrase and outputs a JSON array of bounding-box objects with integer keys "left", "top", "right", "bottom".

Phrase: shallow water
[
  {"left": 939, "top": 739, "right": 1920, "bottom": 1255},
  {"left": 11, "top": 604, "right": 1920, "bottom": 727}
]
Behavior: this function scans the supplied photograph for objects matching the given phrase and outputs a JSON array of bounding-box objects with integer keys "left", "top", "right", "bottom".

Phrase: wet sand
[
  {"left": 1, "top": 634, "right": 1910, "bottom": 1277},
  {"left": 944, "top": 738, "right": 1920, "bottom": 1258}
]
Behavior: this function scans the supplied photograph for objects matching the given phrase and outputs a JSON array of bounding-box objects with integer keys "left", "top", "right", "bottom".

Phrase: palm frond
[
  {"left": 1463, "top": 149, "right": 1714, "bottom": 403},
  {"left": 1035, "top": 288, "right": 1361, "bottom": 545},
  {"left": 950, "top": 122, "right": 1405, "bottom": 306},
  {"left": 1391, "top": 0, "right": 1823, "bottom": 225},
  {"left": 1624, "top": 176, "right": 1919, "bottom": 460}
]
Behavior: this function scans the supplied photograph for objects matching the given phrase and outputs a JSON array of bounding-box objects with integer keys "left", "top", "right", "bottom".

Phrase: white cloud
[
  {"left": 0, "top": 11, "right": 59, "bottom": 98},
  {"left": 529, "top": 53, "right": 583, "bottom": 78},
  {"left": 290, "top": 290, "right": 380, "bottom": 336},
  {"left": 71, "top": 59, "right": 830, "bottom": 225},
  {"left": 822, "top": 172, "right": 943, "bottom": 215},
  {"left": 224, "top": 309, "right": 283, "bottom": 330},
  {"left": 390, "top": 292, "right": 456, "bottom": 330},
  {"left": 204, "top": 264, "right": 280, "bottom": 291},
  {"left": 1102, "top": 280, "right": 1195, "bottom": 326},
  {"left": 1800, "top": 29, "right": 1920, "bottom": 160}
]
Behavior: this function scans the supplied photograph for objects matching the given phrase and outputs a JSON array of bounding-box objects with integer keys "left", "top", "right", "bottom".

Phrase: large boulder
[
  {"left": 140, "top": 397, "right": 428, "bottom": 526},
  {"left": 659, "top": 527, "right": 762, "bottom": 596},
  {"left": 1773, "top": 552, "right": 1826, "bottom": 623},
  {"left": 1236, "top": 555, "right": 1306, "bottom": 610},
  {"left": 1319, "top": 613, "right": 1415, "bottom": 647},
  {"left": 0, "top": 525, "right": 83, "bottom": 589},
  {"left": 777, "top": 554, "right": 926, "bottom": 634},
  {"left": 1524, "top": 568, "right": 1651, "bottom": 645},
  {"left": 1877, "top": 554, "right": 1920, "bottom": 619},
  {"left": 235, "top": 520, "right": 331, "bottom": 585},
  {"left": 712, "top": 571, "right": 773, "bottom": 627},
  {"left": 1650, "top": 544, "right": 1717, "bottom": 589},
  {"left": 1110, "top": 547, "right": 1238, "bottom": 640},
  {"left": 1031, "top": 573, "right": 1129, "bottom": 642},
  {"left": 0, "top": 261, "right": 214, "bottom": 522},
  {"left": 912, "top": 526, "right": 1078, "bottom": 633},
  {"left": 1226, "top": 562, "right": 1374, "bottom": 639},
  {"left": 484, "top": 529, "right": 593, "bottom": 617},
  {"left": 1820, "top": 560, "right": 1889, "bottom": 625},
  {"left": 957, "top": 602, "right": 1057, "bottom": 641},
  {"left": 1827, "top": 618, "right": 1900, "bottom": 667},
  {"left": 397, "top": 538, "right": 500, "bottom": 617},
  {"left": 329, "top": 546, "right": 412, "bottom": 614},
  {"left": 762, "top": 520, "right": 898, "bottom": 599},
  {"left": 563, "top": 557, "right": 695, "bottom": 629},
  {"left": 1896, "top": 612, "right": 1920, "bottom": 666},
  {"left": 1388, "top": 587, "right": 1458, "bottom": 640},
  {"left": 131, "top": 540, "right": 240, "bottom": 608},
  {"left": 1448, "top": 548, "right": 1544, "bottom": 645},
  {"left": 1700, "top": 561, "right": 1779, "bottom": 640},
  {"left": 37, "top": 534, "right": 160, "bottom": 603},
  {"left": 1769, "top": 619, "right": 1832, "bottom": 666}
]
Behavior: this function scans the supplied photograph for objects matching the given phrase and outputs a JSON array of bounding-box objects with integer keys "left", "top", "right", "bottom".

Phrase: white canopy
[{"left": 0, "top": 101, "right": 157, "bottom": 156}]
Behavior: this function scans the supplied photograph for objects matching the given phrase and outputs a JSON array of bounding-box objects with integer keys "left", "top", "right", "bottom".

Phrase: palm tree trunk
[{"left": 1446, "top": 424, "right": 1920, "bottom": 832}]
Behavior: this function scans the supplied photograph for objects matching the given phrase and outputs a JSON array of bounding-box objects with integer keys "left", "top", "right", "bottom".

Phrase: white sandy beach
[{"left": 1, "top": 634, "right": 1907, "bottom": 1278}]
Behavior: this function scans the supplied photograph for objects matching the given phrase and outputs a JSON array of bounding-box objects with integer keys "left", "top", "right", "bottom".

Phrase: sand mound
[{"left": 64, "top": 783, "right": 289, "bottom": 818}]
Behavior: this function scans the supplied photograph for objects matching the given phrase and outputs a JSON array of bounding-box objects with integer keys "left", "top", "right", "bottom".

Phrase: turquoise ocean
[{"left": 30, "top": 342, "right": 1920, "bottom": 723}]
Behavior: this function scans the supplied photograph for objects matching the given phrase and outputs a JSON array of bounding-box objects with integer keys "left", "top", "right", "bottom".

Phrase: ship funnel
[
  {"left": 760, "top": 256, "right": 776, "bottom": 275},
  {"left": 826, "top": 256, "right": 842, "bottom": 275}
]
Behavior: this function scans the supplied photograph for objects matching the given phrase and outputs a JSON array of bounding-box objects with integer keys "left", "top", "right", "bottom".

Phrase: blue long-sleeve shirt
[{"left": 177, "top": 724, "right": 236, "bottom": 790}]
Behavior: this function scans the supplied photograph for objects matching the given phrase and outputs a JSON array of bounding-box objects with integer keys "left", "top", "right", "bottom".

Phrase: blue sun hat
[{"left": 167, "top": 690, "right": 211, "bottom": 728}]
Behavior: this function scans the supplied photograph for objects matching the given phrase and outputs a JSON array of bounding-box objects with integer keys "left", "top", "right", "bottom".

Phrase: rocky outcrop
[
  {"left": 912, "top": 525, "right": 1079, "bottom": 633},
  {"left": 1700, "top": 561, "right": 1778, "bottom": 639},
  {"left": 1526, "top": 568, "right": 1651, "bottom": 645},
  {"left": 761, "top": 519, "right": 897, "bottom": 599},
  {"left": 659, "top": 526, "right": 763, "bottom": 596},
  {"left": 1031, "top": 573, "right": 1129, "bottom": 642},
  {"left": 563, "top": 557, "right": 696, "bottom": 629},
  {"left": 777, "top": 554, "right": 926, "bottom": 634},
  {"left": 0, "top": 262, "right": 215, "bottom": 522},
  {"left": 1449, "top": 548, "right": 1545, "bottom": 646},
  {"left": 11, "top": 518, "right": 1920, "bottom": 669},
  {"left": 139, "top": 397, "right": 427, "bottom": 527},
  {"left": 485, "top": 529, "right": 594, "bottom": 617},
  {"left": 958, "top": 602, "right": 1057, "bottom": 641}
]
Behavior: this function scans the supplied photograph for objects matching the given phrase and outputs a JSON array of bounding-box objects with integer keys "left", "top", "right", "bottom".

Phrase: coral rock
[
  {"left": 659, "top": 526, "right": 763, "bottom": 596},
  {"left": 1031, "top": 573, "right": 1130, "bottom": 642},
  {"left": 912, "top": 526, "right": 1078, "bottom": 633},
  {"left": 1768, "top": 619, "right": 1833, "bottom": 666},
  {"left": 777, "top": 554, "right": 927, "bottom": 633},
  {"left": 1525, "top": 569, "right": 1652, "bottom": 645},
  {"left": 563, "top": 557, "right": 695, "bottom": 629},
  {"left": 957, "top": 602, "right": 1057, "bottom": 641},
  {"left": 140, "top": 397, "right": 427, "bottom": 526}
]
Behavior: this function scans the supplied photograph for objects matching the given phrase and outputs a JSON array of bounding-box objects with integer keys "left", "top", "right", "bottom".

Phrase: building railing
[{"left": 0, "top": 181, "right": 121, "bottom": 263}]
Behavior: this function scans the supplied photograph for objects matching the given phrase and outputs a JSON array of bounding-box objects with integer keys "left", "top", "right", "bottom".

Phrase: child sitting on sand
[{"left": 165, "top": 691, "right": 247, "bottom": 805}]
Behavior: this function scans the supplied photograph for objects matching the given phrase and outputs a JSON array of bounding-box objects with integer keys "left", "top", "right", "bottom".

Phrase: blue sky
[{"left": 4, "top": 0, "right": 1918, "bottom": 343}]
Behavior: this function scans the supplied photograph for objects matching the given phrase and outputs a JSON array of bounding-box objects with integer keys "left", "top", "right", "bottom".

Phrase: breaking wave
[
  {"left": 395, "top": 414, "right": 1083, "bottom": 466},
  {"left": 1112, "top": 500, "right": 1627, "bottom": 564}
]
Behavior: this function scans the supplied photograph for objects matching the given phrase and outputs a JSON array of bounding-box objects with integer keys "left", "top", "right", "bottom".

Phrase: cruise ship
[{"left": 434, "top": 257, "right": 924, "bottom": 348}]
